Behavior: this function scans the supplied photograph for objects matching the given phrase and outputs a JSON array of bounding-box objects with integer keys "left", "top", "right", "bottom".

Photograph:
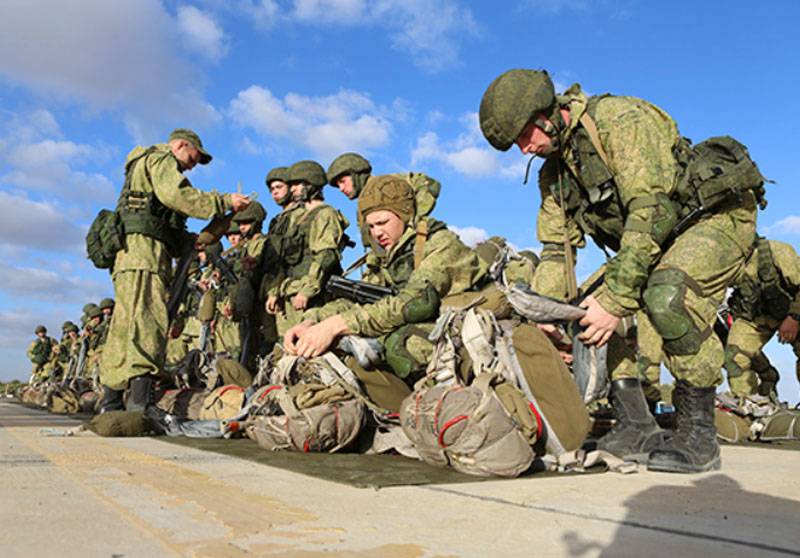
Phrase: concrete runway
[{"left": 1, "top": 399, "right": 799, "bottom": 557}]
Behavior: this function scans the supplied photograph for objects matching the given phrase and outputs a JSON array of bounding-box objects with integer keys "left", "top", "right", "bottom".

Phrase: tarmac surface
[{"left": 1, "top": 399, "right": 799, "bottom": 558}]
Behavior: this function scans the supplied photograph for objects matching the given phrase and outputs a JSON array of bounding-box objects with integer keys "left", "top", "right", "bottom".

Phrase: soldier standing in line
[
  {"left": 27, "top": 325, "right": 56, "bottom": 385},
  {"left": 478, "top": 69, "right": 764, "bottom": 472},
  {"left": 725, "top": 238, "right": 800, "bottom": 399},
  {"left": 100, "top": 128, "right": 250, "bottom": 412},
  {"left": 266, "top": 161, "right": 349, "bottom": 335}
]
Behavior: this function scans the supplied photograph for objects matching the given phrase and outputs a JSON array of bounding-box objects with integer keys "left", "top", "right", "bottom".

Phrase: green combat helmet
[
  {"left": 99, "top": 298, "right": 115, "bottom": 310},
  {"left": 327, "top": 153, "right": 372, "bottom": 199},
  {"left": 265, "top": 166, "right": 291, "bottom": 206},
  {"left": 65, "top": 323, "right": 79, "bottom": 334},
  {"left": 233, "top": 200, "right": 267, "bottom": 236},
  {"left": 34, "top": 325, "right": 47, "bottom": 334},
  {"left": 358, "top": 175, "right": 416, "bottom": 224},
  {"left": 288, "top": 160, "right": 327, "bottom": 202},
  {"left": 61, "top": 320, "right": 76, "bottom": 332},
  {"left": 226, "top": 221, "right": 241, "bottom": 235},
  {"left": 87, "top": 305, "right": 104, "bottom": 321},
  {"left": 479, "top": 69, "right": 560, "bottom": 152},
  {"left": 82, "top": 302, "right": 99, "bottom": 316}
]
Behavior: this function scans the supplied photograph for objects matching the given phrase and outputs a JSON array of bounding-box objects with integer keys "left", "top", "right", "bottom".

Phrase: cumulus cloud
[
  {"left": 0, "top": 262, "right": 106, "bottom": 303},
  {"left": 0, "top": 191, "right": 86, "bottom": 254},
  {"left": 0, "top": 0, "right": 220, "bottom": 143},
  {"left": 411, "top": 112, "right": 530, "bottom": 179},
  {"left": 448, "top": 225, "right": 488, "bottom": 247},
  {"left": 765, "top": 215, "right": 800, "bottom": 235},
  {"left": 0, "top": 110, "right": 117, "bottom": 207},
  {"left": 235, "top": 0, "right": 478, "bottom": 72},
  {"left": 177, "top": 5, "right": 229, "bottom": 62},
  {"left": 228, "top": 86, "right": 393, "bottom": 159}
]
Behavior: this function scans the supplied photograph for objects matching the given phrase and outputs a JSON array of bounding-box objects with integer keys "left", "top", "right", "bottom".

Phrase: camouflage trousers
[
  {"left": 644, "top": 203, "right": 756, "bottom": 388},
  {"left": 100, "top": 270, "right": 169, "bottom": 391},
  {"left": 725, "top": 317, "right": 799, "bottom": 398}
]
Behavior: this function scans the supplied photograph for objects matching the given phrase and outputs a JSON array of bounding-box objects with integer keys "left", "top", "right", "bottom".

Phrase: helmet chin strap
[{"left": 522, "top": 107, "right": 566, "bottom": 184}]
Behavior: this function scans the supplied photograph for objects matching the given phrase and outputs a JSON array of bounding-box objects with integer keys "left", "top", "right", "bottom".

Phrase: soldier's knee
[
  {"left": 384, "top": 325, "right": 431, "bottom": 381},
  {"left": 723, "top": 344, "right": 745, "bottom": 378},
  {"left": 643, "top": 268, "right": 711, "bottom": 356}
]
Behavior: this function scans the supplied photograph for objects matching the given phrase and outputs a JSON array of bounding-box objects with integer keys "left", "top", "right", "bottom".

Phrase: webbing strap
[
  {"left": 578, "top": 112, "right": 611, "bottom": 169},
  {"left": 413, "top": 219, "right": 429, "bottom": 270}
]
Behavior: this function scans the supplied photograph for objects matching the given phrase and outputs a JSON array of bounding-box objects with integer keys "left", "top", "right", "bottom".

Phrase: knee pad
[
  {"left": 723, "top": 344, "right": 745, "bottom": 378},
  {"left": 401, "top": 283, "right": 440, "bottom": 323},
  {"left": 384, "top": 325, "right": 430, "bottom": 380},
  {"left": 643, "top": 268, "right": 711, "bottom": 356}
]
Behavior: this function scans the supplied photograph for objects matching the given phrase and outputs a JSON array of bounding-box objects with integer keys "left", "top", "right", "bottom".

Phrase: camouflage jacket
[
  {"left": 730, "top": 239, "right": 800, "bottom": 322},
  {"left": 533, "top": 85, "right": 681, "bottom": 315},
  {"left": 309, "top": 217, "right": 488, "bottom": 338},
  {"left": 114, "top": 144, "right": 232, "bottom": 279}
]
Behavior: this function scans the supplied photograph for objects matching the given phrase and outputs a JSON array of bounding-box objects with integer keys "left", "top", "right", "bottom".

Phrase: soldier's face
[
  {"left": 270, "top": 181, "right": 289, "bottom": 204},
  {"left": 172, "top": 140, "right": 201, "bottom": 170},
  {"left": 36, "top": 332, "right": 45, "bottom": 338},
  {"left": 515, "top": 118, "right": 556, "bottom": 157},
  {"left": 366, "top": 210, "right": 405, "bottom": 250},
  {"left": 102, "top": 308, "right": 112, "bottom": 316},
  {"left": 227, "top": 232, "right": 242, "bottom": 247},
  {"left": 290, "top": 182, "right": 304, "bottom": 201},
  {"left": 238, "top": 222, "right": 253, "bottom": 236},
  {"left": 68, "top": 331, "right": 77, "bottom": 340},
  {"left": 336, "top": 175, "right": 355, "bottom": 199}
]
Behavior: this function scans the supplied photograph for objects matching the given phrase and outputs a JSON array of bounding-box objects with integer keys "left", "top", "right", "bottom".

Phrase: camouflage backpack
[{"left": 86, "top": 209, "right": 124, "bottom": 270}]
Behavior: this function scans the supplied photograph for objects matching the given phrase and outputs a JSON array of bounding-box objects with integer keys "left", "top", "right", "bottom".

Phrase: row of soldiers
[
  {"left": 26, "top": 298, "right": 115, "bottom": 388},
  {"left": 21, "top": 88, "right": 800, "bottom": 473}
]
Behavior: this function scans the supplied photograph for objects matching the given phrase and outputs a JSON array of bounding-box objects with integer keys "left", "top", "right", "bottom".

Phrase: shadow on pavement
[{"left": 563, "top": 474, "right": 800, "bottom": 557}]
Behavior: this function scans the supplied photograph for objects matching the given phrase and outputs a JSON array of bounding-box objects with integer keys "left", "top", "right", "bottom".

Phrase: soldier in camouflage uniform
[
  {"left": 100, "top": 128, "right": 250, "bottom": 412},
  {"left": 258, "top": 166, "right": 304, "bottom": 352},
  {"left": 99, "top": 298, "right": 115, "bottom": 319},
  {"left": 725, "top": 238, "right": 800, "bottom": 399},
  {"left": 59, "top": 321, "right": 81, "bottom": 383},
  {"left": 266, "top": 161, "right": 349, "bottom": 336},
  {"left": 285, "top": 176, "right": 489, "bottom": 410},
  {"left": 479, "top": 69, "right": 763, "bottom": 472},
  {"left": 27, "top": 325, "right": 56, "bottom": 385},
  {"left": 326, "top": 153, "right": 441, "bottom": 245}
]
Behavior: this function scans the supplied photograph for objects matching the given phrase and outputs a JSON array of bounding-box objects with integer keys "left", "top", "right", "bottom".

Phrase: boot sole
[{"left": 647, "top": 454, "right": 721, "bottom": 474}]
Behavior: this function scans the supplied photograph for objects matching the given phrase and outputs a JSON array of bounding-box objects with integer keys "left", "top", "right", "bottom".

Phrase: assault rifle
[
  {"left": 73, "top": 337, "right": 89, "bottom": 382},
  {"left": 167, "top": 246, "right": 195, "bottom": 324},
  {"left": 326, "top": 275, "right": 395, "bottom": 305}
]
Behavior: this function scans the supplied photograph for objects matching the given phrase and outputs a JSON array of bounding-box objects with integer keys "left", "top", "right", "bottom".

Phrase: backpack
[
  {"left": 48, "top": 386, "right": 81, "bottom": 414},
  {"left": 199, "top": 385, "right": 246, "bottom": 420},
  {"left": 400, "top": 373, "right": 537, "bottom": 477},
  {"left": 156, "top": 388, "right": 206, "bottom": 420},
  {"left": 86, "top": 209, "right": 124, "bottom": 270}
]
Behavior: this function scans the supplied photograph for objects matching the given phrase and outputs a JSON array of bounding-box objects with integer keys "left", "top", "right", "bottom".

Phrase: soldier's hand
[
  {"left": 198, "top": 278, "right": 211, "bottom": 292},
  {"left": 231, "top": 194, "right": 251, "bottom": 212},
  {"left": 578, "top": 295, "right": 620, "bottom": 347},
  {"left": 266, "top": 295, "right": 280, "bottom": 314},
  {"left": 778, "top": 315, "right": 799, "bottom": 344},
  {"left": 291, "top": 316, "right": 348, "bottom": 358},
  {"left": 291, "top": 293, "right": 308, "bottom": 311},
  {"left": 284, "top": 321, "right": 313, "bottom": 355},
  {"left": 222, "top": 304, "right": 233, "bottom": 319}
]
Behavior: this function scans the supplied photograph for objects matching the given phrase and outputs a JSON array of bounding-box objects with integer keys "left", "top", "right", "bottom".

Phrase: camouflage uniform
[
  {"left": 101, "top": 134, "right": 231, "bottom": 391},
  {"left": 479, "top": 69, "right": 764, "bottom": 472},
  {"left": 27, "top": 329, "right": 57, "bottom": 384},
  {"left": 475, "top": 236, "right": 539, "bottom": 287},
  {"left": 725, "top": 239, "right": 800, "bottom": 397},
  {"left": 307, "top": 176, "right": 488, "bottom": 407}
]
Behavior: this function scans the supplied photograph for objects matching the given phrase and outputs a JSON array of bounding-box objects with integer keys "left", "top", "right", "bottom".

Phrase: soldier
[
  {"left": 27, "top": 325, "right": 56, "bottom": 385},
  {"left": 259, "top": 166, "right": 304, "bottom": 351},
  {"left": 99, "top": 298, "right": 115, "bottom": 319},
  {"left": 479, "top": 69, "right": 763, "bottom": 472},
  {"left": 284, "top": 176, "right": 489, "bottom": 410},
  {"left": 326, "top": 153, "right": 441, "bottom": 244},
  {"left": 100, "top": 128, "right": 250, "bottom": 412},
  {"left": 266, "top": 161, "right": 349, "bottom": 335},
  {"left": 58, "top": 321, "right": 80, "bottom": 382},
  {"left": 724, "top": 238, "right": 800, "bottom": 399}
]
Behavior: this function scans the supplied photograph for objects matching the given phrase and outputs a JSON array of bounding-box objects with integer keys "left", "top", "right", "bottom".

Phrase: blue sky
[{"left": 1, "top": 0, "right": 799, "bottom": 400}]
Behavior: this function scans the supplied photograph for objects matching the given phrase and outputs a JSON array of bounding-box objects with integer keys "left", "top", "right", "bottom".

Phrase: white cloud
[
  {"left": 0, "top": 262, "right": 106, "bottom": 304},
  {"left": 0, "top": 0, "right": 220, "bottom": 143},
  {"left": 234, "top": 0, "right": 478, "bottom": 72},
  {"left": 0, "top": 110, "right": 117, "bottom": 206},
  {"left": 228, "top": 86, "right": 393, "bottom": 159},
  {"left": 177, "top": 5, "right": 229, "bottom": 62},
  {"left": 448, "top": 225, "right": 488, "bottom": 247},
  {"left": 0, "top": 191, "right": 86, "bottom": 254},
  {"left": 411, "top": 112, "right": 530, "bottom": 179},
  {"left": 765, "top": 215, "right": 800, "bottom": 235}
]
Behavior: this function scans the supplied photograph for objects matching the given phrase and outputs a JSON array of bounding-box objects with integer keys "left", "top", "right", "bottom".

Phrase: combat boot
[
  {"left": 647, "top": 381, "right": 721, "bottom": 473},
  {"left": 596, "top": 378, "right": 665, "bottom": 463},
  {"left": 98, "top": 386, "right": 124, "bottom": 414},
  {"left": 126, "top": 375, "right": 155, "bottom": 412}
]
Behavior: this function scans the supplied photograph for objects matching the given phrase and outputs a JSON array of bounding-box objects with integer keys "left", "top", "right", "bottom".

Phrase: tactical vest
[
  {"left": 282, "top": 205, "right": 346, "bottom": 279},
  {"left": 115, "top": 148, "right": 188, "bottom": 257},
  {"left": 368, "top": 219, "right": 448, "bottom": 289},
  {"left": 730, "top": 239, "right": 794, "bottom": 321},
  {"left": 543, "top": 96, "right": 626, "bottom": 253},
  {"left": 30, "top": 338, "right": 52, "bottom": 365}
]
